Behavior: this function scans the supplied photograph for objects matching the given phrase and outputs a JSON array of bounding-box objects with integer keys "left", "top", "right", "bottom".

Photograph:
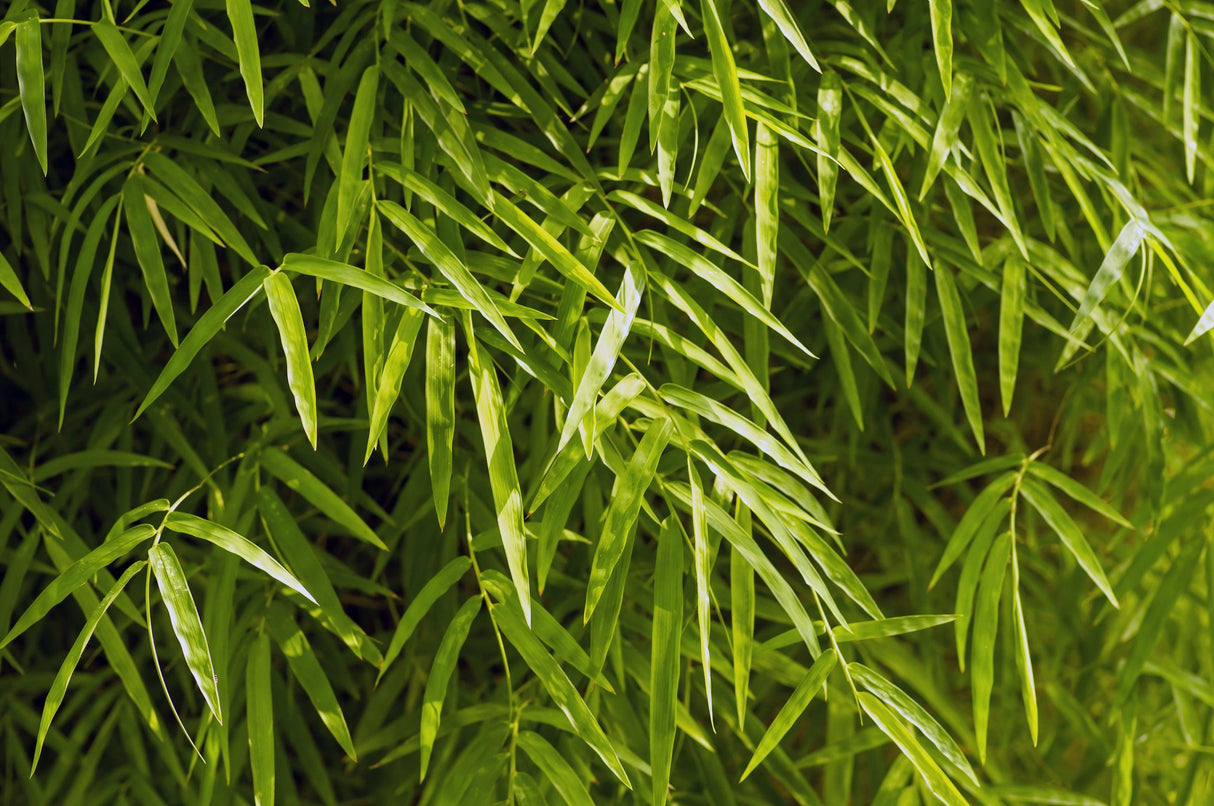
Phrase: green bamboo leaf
[
  {"left": 688, "top": 458, "right": 713, "bottom": 727},
  {"left": 264, "top": 604, "right": 357, "bottom": 759},
  {"left": 635, "top": 232, "right": 812, "bottom": 358},
  {"left": 702, "top": 0, "right": 750, "bottom": 179},
  {"left": 338, "top": 66, "right": 378, "bottom": 241},
  {"left": 31, "top": 560, "right": 146, "bottom": 777},
  {"left": 227, "top": 0, "right": 264, "bottom": 125},
  {"left": 484, "top": 577, "right": 631, "bottom": 788},
  {"left": 490, "top": 195, "right": 622, "bottom": 313},
  {"left": 934, "top": 264, "right": 984, "bottom": 454},
  {"left": 0, "top": 525, "right": 155, "bottom": 651},
  {"left": 1184, "top": 30, "right": 1199, "bottom": 183},
  {"left": 135, "top": 264, "right": 271, "bottom": 419},
  {"left": 816, "top": 71, "right": 841, "bottom": 233},
  {"left": 259, "top": 449, "right": 387, "bottom": 550},
  {"left": 146, "top": 0, "right": 193, "bottom": 108},
  {"left": 585, "top": 418, "right": 672, "bottom": 622},
  {"left": 731, "top": 537, "right": 755, "bottom": 726},
  {"left": 955, "top": 499, "right": 1010, "bottom": 669},
  {"left": 378, "top": 200, "right": 520, "bottom": 350},
  {"left": 972, "top": 530, "right": 1011, "bottom": 762},
  {"left": 1010, "top": 577, "right": 1038, "bottom": 745},
  {"left": 801, "top": 254, "right": 895, "bottom": 389},
  {"left": 149, "top": 542, "right": 223, "bottom": 722},
  {"left": 1020, "top": 479, "right": 1118, "bottom": 606},
  {"left": 465, "top": 314, "right": 532, "bottom": 624},
  {"left": 30, "top": 450, "right": 172, "bottom": 482},
  {"left": 264, "top": 271, "right": 318, "bottom": 448},
  {"left": 246, "top": 631, "right": 275, "bottom": 806},
  {"left": 648, "top": 3, "right": 677, "bottom": 153},
  {"left": 967, "top": 96, "right": 1028, "bottom": 258},
  {"left": 930, "top": 0, "right": 953, "bottom": 97},
  {"left": 740, "top": 648, "right": 837, "bottom": 780},
  {"left": 365, "top": 308, "right": 426, "bottom": 463},
  {"left": 999, "top": 256, "right": 1025, "bottom": 416},
  {"left": 516, "top": 731, "right": 595, "bottom": 806},
  {"left": 559, "top": 265, "right": 644, "bottom": 454},
  {"left": 651, "top": 516, "right": 684, "bottom": 806},
  {"left": 256, "top": 487, "right": 375, "bottom": 663},
  {"left": 1012, "top": 111, "right": 1055, "bottom": 241},
  {"left": 0, "top": 249, "right": 31, "bottom": 309},
  {"left": 93, "top": 20, "right": 157, "bottom": 120},
  {"left": 1067, "top": 219, "right": 1145, "bottom": 336},
  {"left": 833, "top": 614, "right": 956, "bottom": 643},
  {"left": 919, "top": 72, "right": 972, "bottom": 199},
  {"left": 857, "top": 692, "right": 968, "bottom": 806},
  {"left": 1025, "top": 463, "right": 1132, "bottom": 528},
  {"left": 754, "top": 123, "right": 779, "bottom": 305},
  {"left": 377, "top": 556, "right": 472, "bottom": 684},
  {"left": 280, "top": 253, "right": 433, "bottom": 314},
  {"left": 142, "top": 152, "right": 258, "bottom": 265},
  {"left": 930, "top": 472, "right": 1014, "bottom": 587},
  {"left": 850, "top": 664, "right": 979, "bottom": 786},
  {"left": 16, "top": 17, "right": 47, "bottom": 175},
  {"left": 425, "top": 314, "right": 456, "bottom": 527},
  {"left": 905, "top": 249, "right": 926, "bottom": 385},
  {"left": 419, "top": 596, "right": 481, "bottom": 780},
  {"left": 1184, "top": 298, "right": 1214, "bottom": 345},
  {"left": 163, "top": 512, "right": 317, "bottom": 604},
  {"left": 124, "top": 176, "right": 179, "bottom": 347},
  {"left": 758, "top": 0, "right": 820, "bottom": 71},
  {"left": 377, "top": 163, "right": 516, "bottom": 256}
]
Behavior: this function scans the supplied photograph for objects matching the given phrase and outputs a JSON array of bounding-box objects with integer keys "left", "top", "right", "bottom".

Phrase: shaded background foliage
[{"left": 2, "top": 0, "right": 1214, "bottom": 804}]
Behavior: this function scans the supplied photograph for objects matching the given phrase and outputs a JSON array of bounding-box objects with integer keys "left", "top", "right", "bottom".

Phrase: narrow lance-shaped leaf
[
  {"left": 919, "top": 72, "right": 973, "bottom": 199},
  {"left": 31, "top": 560, "right": 147, "bottom": 777},
  {"left": 934, "top": 264, "right": 985, "bottom": 454},
  {"left": 1, "top": 525, "right": 155, "bottom": 651},
  {"left": 559, "top": 265, "right": 645, "bottom": 454},
  {"left": 246, "top": 631, "right": 274, "bottom": 806},
  {"left": 365, "top": 308, "right": 426, "bottom": 463},
  {"left": 817, "top": 71, "right": 841, "bottom": 233},
  {"left": 426, "top": 314, "right": 456, "bottom": 528},
  {"left": 280, "top": 253, "right": 433, "bottom": 314},
  {"left": 1184, "top": 30, "right": 1199, "bottom": 183},
  {"left": 731, "top": 533, "right": 755, "bottom": 725},
  {"left": 651, "top": 516, "right": 684, "bottom": 806},
  {"left": 264, "top": 604, "right": 357, "bottom": 759},
  {"left": 516, "top": 731, "right": 595, "bottom": 806},
  {"left": 338, "top": 66, "right": 378, "bottom": 241},
  {"left": 740, "top": 648, "right": 837, "bottom": 780},
  {"left": 135, "top": 265, "right": 271, "bottom": 419},
  {"left": 378, "top": 200, "right": 520, "bottom": 349},
  {"left": 93, "top": 20, "right": 157, "bottom": 120},
  {"left": 16, "top": 17, "right": 47, "bottom": 175},
  {"left": 930, "top": 0, "right": 953, "bottom": 97},
  {"left": 258, "top": 449, "right": 387, "bottom": 551},
  {"left": 585, "top": 418, "right": 673, "bottom": 622},
  {"left": 1067, "top": 218, "right": 1145, "bottom": 336},
  {"left": 1020, "top": 479, "right": 1118, "bottom": 606},
  {"left": 754, "top": 123, "right": 779, "bottom": 306},
  {"left": 264, "top": 271, "right": 318, "bottom": 448},
  {"left": 857, "top": 693, "right": 968, "bottom": 806},
  {"left": 377, "top": 556, "right": 472, "bottom": 684},
  {"left": 972, "top": 530, "right": 1011, "bottom": 762},
  {"left": 227, "top": 0, "right": 264, "bottom": 125},
  {"left": 465, "top": 314, "right": 532, "bottom": 624},
  {"left": 419, "top": 596, "right": 481, "bottom": 780},
  {"left": 702, "top": 0, "right": 750, "bottom": 179},
  {"left": 999, "top": 256, "right": 1025, "bottom": 416},
  {"left": 0, "top": 248, "right": 31, "bottom": 310},
  {"left": 1010, "top": 566, "right": 1039, "bottom": 745},
  {"left": 484, "top": 576, "right": 631, "bottom": 788},
  {"left": 757, "top": 0, "right": 820, "bottom": 71},
  {"left": 689, "top": 458, "right": 714, "bottom": 727},
  {"left": 125, "top": 177, "right": 179, "bottom": 347},
  {"left": 149, "top": 542, "right": 223, "bottom": 723},
  {"left": 163, "top": 511, "right": 318, "bottom": 604}
]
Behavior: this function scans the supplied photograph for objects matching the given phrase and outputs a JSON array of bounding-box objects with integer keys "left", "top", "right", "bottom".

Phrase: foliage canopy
[{"left": 2, "top": 0, "right": 1213, "bottom": 803}]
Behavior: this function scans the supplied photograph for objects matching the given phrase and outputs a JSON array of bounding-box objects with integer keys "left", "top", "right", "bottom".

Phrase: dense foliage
[{"left": 3, "top": 0, "right": 1214, "bottom": 803}]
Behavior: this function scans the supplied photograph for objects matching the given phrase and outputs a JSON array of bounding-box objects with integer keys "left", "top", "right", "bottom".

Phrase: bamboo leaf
[
  {"left": 857, "top": 692, "right": 968, "bottom": 806},
  {"left": 264, "top": 271, "right": 318, "bottom": 448},
  {"left": 246, "top": 631, "right": 275, "bottom": 806},
  {"left": 16, "top": 17, "right": 47, "bottom": 175},
  {"left": 258, "top": 449, "right": 387, "bottom": 551},
  {"left": 419, "top": 596, "right": 481, "bottom": 780},
  {"left": 934, "top": 264, "right": 984, "bottom": 453},
  {"left": 651, "top": 516, "right": 684, "bottom": 806},
  {"left": 425, "top": 314, "right": 457, "bottom": 527},
  {"left": 226, "top": 0, "right": 264, "bottom": 125},
  {"left": 740, "top": 648, "right": 837, "bottom": 780},
  {"left": 1020, "top": 479, "right": 1118, "bottom": 607},
  {"left": 149, "top": 542, "right": 223, "bottom": 722},
  {"left": 378, "top": 557, "right": 472, "bottom": 684}
]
